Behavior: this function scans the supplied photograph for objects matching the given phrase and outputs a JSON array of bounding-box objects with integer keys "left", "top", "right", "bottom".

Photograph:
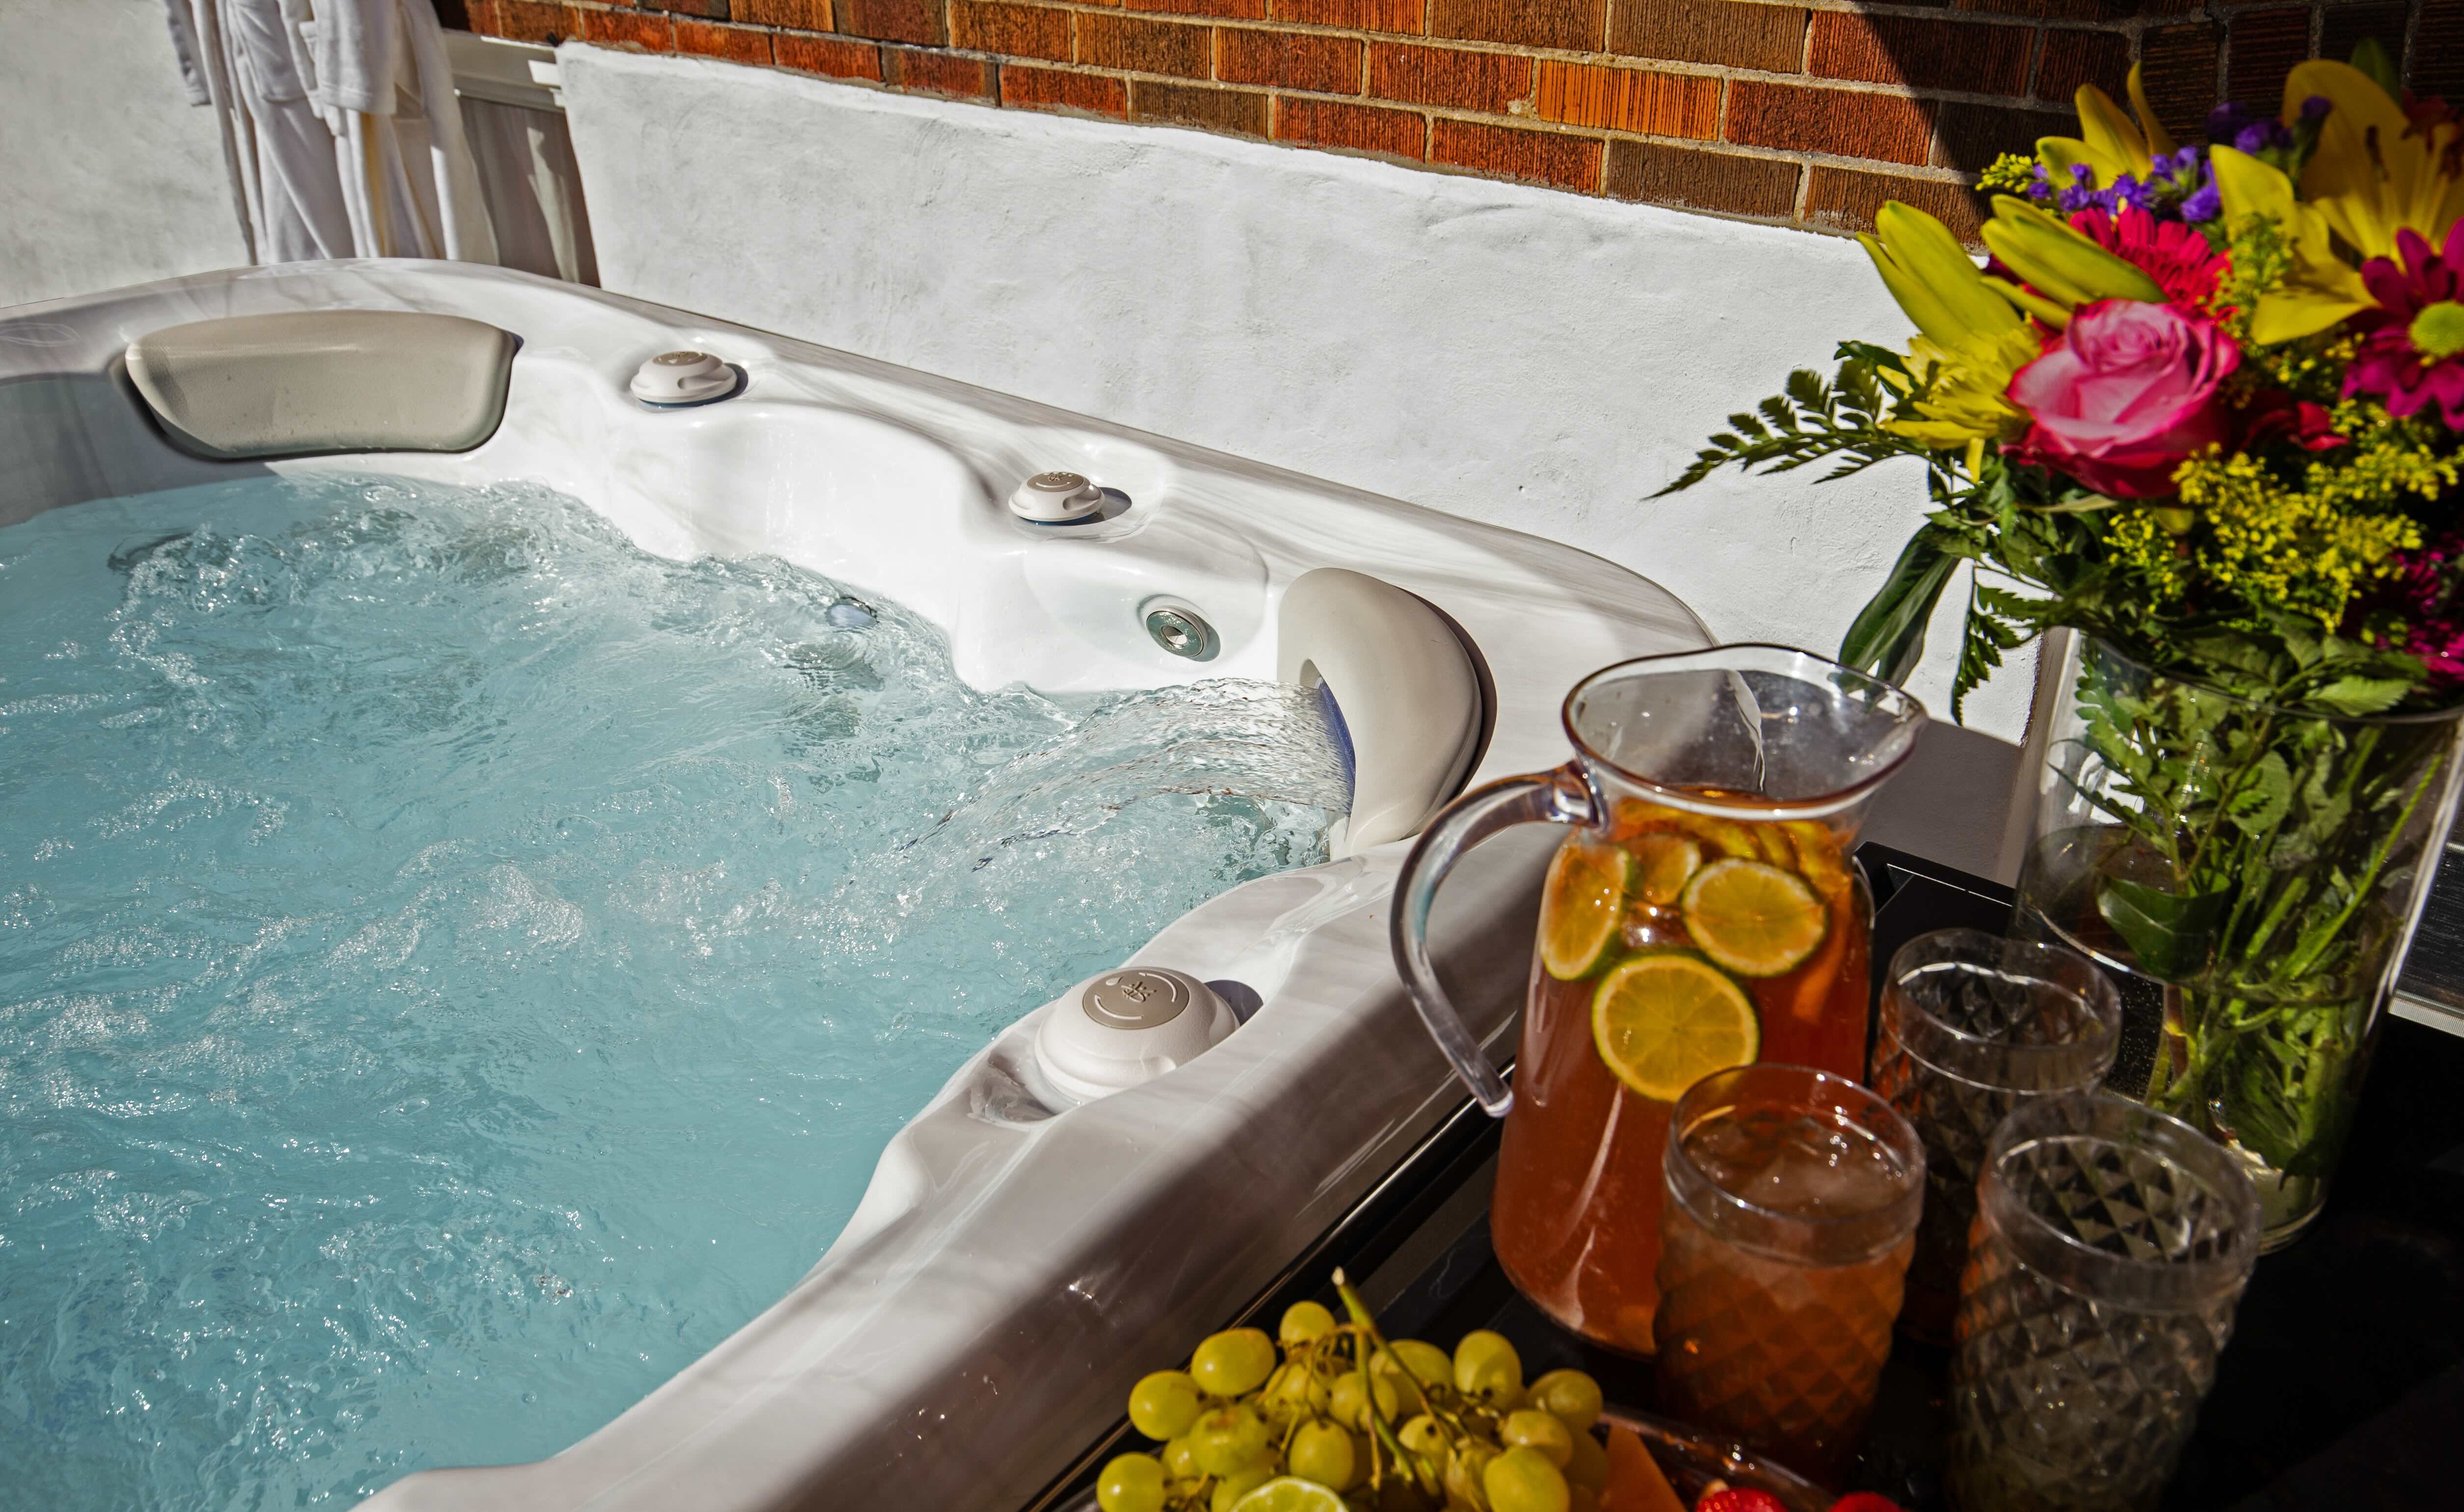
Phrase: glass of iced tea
[
  {"left": 1391, "top": 646, "right": 1925, "bottom": 1354},
  {"left": 1653, "top": 1064, "right": 1924, "bottom": 1484}
]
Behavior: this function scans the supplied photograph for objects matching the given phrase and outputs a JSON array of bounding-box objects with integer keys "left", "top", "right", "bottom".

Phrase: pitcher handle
[{"left": 1390, "top": 762, "right": 1601, "bottom": 1117}]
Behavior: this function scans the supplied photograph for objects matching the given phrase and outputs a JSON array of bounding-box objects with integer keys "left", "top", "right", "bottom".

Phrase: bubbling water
[{"left": 0, "top": 475, "right": 1346, "bottom": 1510}]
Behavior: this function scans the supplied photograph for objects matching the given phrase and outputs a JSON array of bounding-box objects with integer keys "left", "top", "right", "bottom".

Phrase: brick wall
[{"left": 465, "top": 0, "right": 2464, "bottom": 239}]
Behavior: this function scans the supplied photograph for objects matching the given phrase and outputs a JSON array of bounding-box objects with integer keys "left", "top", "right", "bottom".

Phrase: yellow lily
[
  {"left": 2036, "top": 65, "right": 2177, "bottom": 190},
  {"left": 1855, "top": 201, "right": 2038, "bottom": 448},
  {"left": 1980, "top": 196, "right": 2167, "bottom": 309},
  {"left": 2288, "top": 59, "right": 2464, "bottom": 261},
  {"left": 2208, "top": 145, "right": 2372, "bottom": 342}
]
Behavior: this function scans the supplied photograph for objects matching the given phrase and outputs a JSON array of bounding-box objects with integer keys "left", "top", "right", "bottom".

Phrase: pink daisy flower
[
  {"left": 2345, "top": 222, "right": 2464, "bottom": 428},
  {"left": 2068, "top": 206, "right": 2233, "bottom": 311}
]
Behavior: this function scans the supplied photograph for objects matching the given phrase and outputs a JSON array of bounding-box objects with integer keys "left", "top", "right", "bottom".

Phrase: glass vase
[{"left": 2014, "top": 635, "right": 2464, "bottom": 1248}]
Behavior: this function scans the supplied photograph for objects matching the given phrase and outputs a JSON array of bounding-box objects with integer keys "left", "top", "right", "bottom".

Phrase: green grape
[
  {"left": 1443, "top": 1441, "right": 1498, "bottom": 1512},
  {"left": 1097, "top": 1453, "right": 1169, "bottom": 1512},
  {"left": 1129, "top": 1370, "right": 1206, "bottom": 1441},
  {"left": 1560, "top": 1428, "right": 1608, "bottom": 1492},
  {"left": 1279, "top": 1300, "right": 1339, "bottom": 1346},
  {"left": 1482, "top": 1446, "right": 1568, "bottom": 1512},
  {"left": 1191, "top": 1404, "right": 1272, "bottom": 1477},
  {"left": 1498, "top": 1410, "right": 1572, "bottom": 1468},
  {"left": 1395, "top": 1413, "right": 1448, "bottom": 1461},
  {"left": 1372, "top": 1341, "right": 1453, "bottom": 1410},
  {"left": 1162, "top": 1434, "right": 1203, "bottom": 1481},
  {"left": 1209, "top": 1458, "right": 1278, "bottom": 1512},
  {"left": 1192, "top": 1328, "right": 1279, "bottom": 1398},
  {"left": 1290, "top": 1419, "right": 1359, "bottom": 1489},
  {"left": 1525, "top": 1371, "right": 1603, "bottom": 1434},
  {"left": 1451, "top": 1331, "right": 1523, "bottom": 1407},
  {"left": 1329, "top": 1370, "right": 1398, "bottom": 1431},
  {"left": 1261, "top": 1361, "right": 1332, "bottom": 1423}
]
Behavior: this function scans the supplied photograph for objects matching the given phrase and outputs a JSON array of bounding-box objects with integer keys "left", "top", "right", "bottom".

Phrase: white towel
[{"left": 164, "top": 0, "right": 496, "bottom": 266}]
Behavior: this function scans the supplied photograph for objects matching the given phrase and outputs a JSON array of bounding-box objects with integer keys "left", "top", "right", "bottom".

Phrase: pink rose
[{"left": 2007, "top": 300, "right": 2240, "bottom": 499}]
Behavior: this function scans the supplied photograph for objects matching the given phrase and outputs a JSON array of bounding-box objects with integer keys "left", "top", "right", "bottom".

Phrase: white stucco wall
[
  {"left": 556, "top": 46, "right": 2030, "bottom": 745},
  {"left": 0, "top": 0, "right": 248, "bottom": 309}
]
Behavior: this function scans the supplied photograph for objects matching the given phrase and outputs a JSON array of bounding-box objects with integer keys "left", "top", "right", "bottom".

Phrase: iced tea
[
  {"left": 1491, "top": 797, "right": 1871, "bottom": 1354},
  {"left": 1652, "top": 1064, "right": 1923, "bottom": 1482}
]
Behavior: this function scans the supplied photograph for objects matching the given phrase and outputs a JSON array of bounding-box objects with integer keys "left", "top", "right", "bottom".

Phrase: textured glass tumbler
[
  {"left": 1872, "top": 929, "right": 2122, "bottom": 1343},
  {"left": 1948, "top": 1093, "right": 2260, "bottom": 1512},
  {"left": 1654, "top": 1064, "right": 1925, "bottom": 1484}
]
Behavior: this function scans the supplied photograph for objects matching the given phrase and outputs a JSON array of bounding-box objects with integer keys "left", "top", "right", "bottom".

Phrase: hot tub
[{"left": 0, "top": 262, "right": 1706, "bottom": 1511}]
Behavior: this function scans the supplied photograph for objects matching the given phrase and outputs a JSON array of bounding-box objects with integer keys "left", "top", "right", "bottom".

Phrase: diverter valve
[{"left": 1033, "top": 968, "right": 1237, "bottom": 1104}]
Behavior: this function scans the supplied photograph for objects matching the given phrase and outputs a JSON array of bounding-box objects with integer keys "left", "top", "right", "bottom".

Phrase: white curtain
[{"left": 162, "top": 0, "right": 497, "bottom": 265}]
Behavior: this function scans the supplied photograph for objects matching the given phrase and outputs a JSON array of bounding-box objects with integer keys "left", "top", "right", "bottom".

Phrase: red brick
[
  {"left": 1950, "top": 0, "right": 2135, "bottom": 20},
  {"left": 2034, "top": 27, "right": 2131, "bottom": 103},
  {"left": 2412, "top": 0, "right": 2464, "bottom": 101},
  {"left": 1276, "top": 96, "right": 1428, "bottom": 158},
  {"left": 640, "top": 0, "right": 728, "bottom": 20},
  {"left": 1130, "top": 79, "right": 1273, "bottom": 134},
  {"left": 1604, "top": 140, "right": 1800, "bottom": 218},
  {"left": 1536, "top": 62, "right": 1720, "bottom": 139},
  {"left": 472, "top": 0, "right": 569, "bottom": 43},
  {"left": 2321, "top": 5, "right": 2407, "bottom": 77},
  {"left": 672, "top": 19, "right": 773, "bottom": 61},
  {"left": 951, "top": 1, "right": 1073, "bottom": 62},
  {"left": 775, "top": 32, "right": 883, "bottom": 78},
  {"left": 1272, "top": 0, "right": 1422, "bottom": 29},
  {"left": 1805, "top": 165, "right": 1984, "bottom": 241},
  {"left": 1003, "top": 64, "right": 1131, "bottom": 116},
  {"left": 1608, "top": 0, "right": 1807, "bottom": 75},
  {"left": 2228, "top": 8, "right": 2312, "bottom": 108},
  {"left": 1934, "top": 101, "right": 2073, "bottom": 172},
  {"left": 1429, "top": 119, "right": 1603, "bottom": 190},
  {"left": 2137, "top": 21, "right": 2220, "bottom": 142},
  {"left": 1367, "top": 44, "right": 1532, "bottom": 113},
  {"left": 1725, "top": 80, "right": 1936, "bottom": 165},
  {"left": 1079, "top": 14, "right": 1213, "bottom": 77},
  {"left": 1428, "top": 0, "right": 1604, "bottom": 51},
  {"left": 881, "top": 44, "right": 998, "bottom": 96},
  {"left": 572, "top": 6, "right": 672, "bottom": 49},
  {"left": 1124, "top": 0, "right": 1270, "bottom": 18},
  {"left": 1218, "top": 28, "right": 1364, "bottom": 93},
  {"left": 836, "top": 0, "right": 945, "bottom": 45},
  {"left": 1808, "top": 13, "right": 2033, "bottom": 95},
  {"left": 735, "top": 0, "right": 831, "bottom": 26}
]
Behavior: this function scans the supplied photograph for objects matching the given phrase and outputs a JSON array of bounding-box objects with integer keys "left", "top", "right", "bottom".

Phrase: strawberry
[
  {"left": 1826, "top": 1496, "right": 1908, "bottom": 1512},
  {"left": 1692, "top": 1492, "right": 1789, "bottom": 1512}
]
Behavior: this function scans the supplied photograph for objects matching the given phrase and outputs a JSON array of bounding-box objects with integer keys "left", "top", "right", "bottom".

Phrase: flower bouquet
[{"left": 1663, "top": 43, "right": 2464, "bottom": 1242}]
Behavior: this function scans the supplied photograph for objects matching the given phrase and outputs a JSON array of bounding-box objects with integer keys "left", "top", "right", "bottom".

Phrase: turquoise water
[{"left": 0, "top": 475, "right": 1345, "bottom": 1508}]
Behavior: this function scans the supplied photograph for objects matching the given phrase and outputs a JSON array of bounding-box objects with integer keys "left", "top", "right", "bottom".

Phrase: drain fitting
[{"left": 1141, "top": 597, "right": 1219, "bottom": 662}]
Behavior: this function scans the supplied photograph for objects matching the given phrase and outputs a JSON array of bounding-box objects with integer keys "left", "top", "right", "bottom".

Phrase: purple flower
[
  {"left": 2181, "top": 180, "right": 2222, "bottom": 223},
  {"left": 2301, "top": 94, "right": 2332, "bottom": 121},
  {"left": 2206, "top": 101, "right": 2289, "bottom": 153}
]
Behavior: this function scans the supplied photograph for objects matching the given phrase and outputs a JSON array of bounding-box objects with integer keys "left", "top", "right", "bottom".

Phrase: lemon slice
[
  {"left": 1627, "top": 832, "right": 1702, "bottom": 907},
  {"left": 1540, "top": 838, "right": 1633, "bottom": 980},
  {"left": 1231, "top": 1478, "right": 1348, "bottom": 1512},
  {"left": 1680, "top": 857, "right": 1829, "bottom": 978},
  {"left": 1590, "top": 954, "right": 1760, "bottom": 1103}
]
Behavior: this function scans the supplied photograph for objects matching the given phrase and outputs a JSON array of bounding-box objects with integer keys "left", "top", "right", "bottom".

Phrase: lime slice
[
  {"left": 1680, "top": 857, "right": 1828, "bottom": 978},
  {"left": 1627, "top": 832, "right": 1702, "bottom": 907},
  {"left": 1231, "top": 1477, "right": 1349, "bottom": 1512},
  {"left": 1540, "top": 838, "right": 1633, "bottom": 980},
  {"left": 1590, "top": 953, "right": 1760, "bottom": 1103}
]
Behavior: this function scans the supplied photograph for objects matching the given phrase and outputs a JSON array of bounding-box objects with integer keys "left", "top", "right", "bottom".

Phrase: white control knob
[
  {"left": 1033, "top": 968, "right": 1237, "bottom": 1104},
  {"left": 630, "top": 350, "right": 738, "bottom": 406},
  {"left": 1009, "top": 470, "right": 1107, "bottom": 523}
]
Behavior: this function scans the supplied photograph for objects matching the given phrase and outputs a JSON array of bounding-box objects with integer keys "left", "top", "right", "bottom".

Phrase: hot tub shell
[{"left": 0, "top": 263, "right": 1708, "bottom": 1512}]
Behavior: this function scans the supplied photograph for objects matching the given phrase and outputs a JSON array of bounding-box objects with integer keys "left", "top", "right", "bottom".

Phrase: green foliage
[{"left": 1653, "top": 347, "right": 1926, "bottom": 497}]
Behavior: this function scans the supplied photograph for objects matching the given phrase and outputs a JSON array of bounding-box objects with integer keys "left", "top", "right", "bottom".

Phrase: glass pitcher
[{"left": 1391, "top": 645, "right": 1926, "bottom": 1353}]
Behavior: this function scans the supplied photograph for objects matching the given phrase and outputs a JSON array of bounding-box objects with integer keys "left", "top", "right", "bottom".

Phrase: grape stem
[{"left": 1333, "top": 1270, "right": 1444, "bottom": 1499}]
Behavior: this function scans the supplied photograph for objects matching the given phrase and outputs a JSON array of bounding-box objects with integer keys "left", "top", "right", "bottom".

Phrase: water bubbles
[{"left": 0, "top": 470, "right": 1346, "bottom": 1510}]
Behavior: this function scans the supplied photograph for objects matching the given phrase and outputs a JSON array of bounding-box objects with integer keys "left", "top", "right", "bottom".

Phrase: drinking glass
[
  {"left": 1871, "top": 929, "right": 2121, "bottom": 1342},
  {"left": 1391, "top": 646, "right": 1925, "bottom": 1353},
  {"left": 1652, "top": 1064, "right": 1925, "bottom": 1484},
  {"left": 1947, "top": 1092, "right": 2260, "bottom": 1512}
]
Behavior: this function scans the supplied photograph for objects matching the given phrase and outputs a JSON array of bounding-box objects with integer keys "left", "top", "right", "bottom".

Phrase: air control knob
[{"left": 1032, "top": 967, "right": 1238, "bottom": 1104}]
